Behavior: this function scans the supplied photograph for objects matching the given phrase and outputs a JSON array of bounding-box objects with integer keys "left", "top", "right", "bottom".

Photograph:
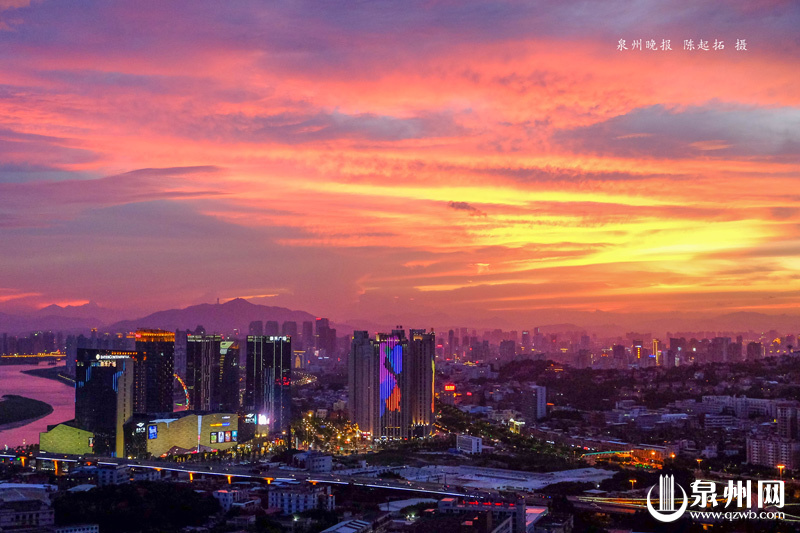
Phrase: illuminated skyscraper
[
  {"left": 75, "top": 348, "right": 136, "bottom": 456},
  {"left": 187, "top": 334, "right": 219, "bottom": 410},
  {"left": 133, "top": 329, "right": 175, "bottom": 414},
  {"left": 186, "top": 335, "right": 240, "bottom": 412},
  {"left": 348, "top": 329, "right": 434, "bottom": 440},
  {"left": 245, "top": 335, "right": 292, "bottom": 436}
]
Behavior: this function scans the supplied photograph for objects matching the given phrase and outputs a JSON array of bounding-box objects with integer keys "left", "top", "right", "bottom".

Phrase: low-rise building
[
  {"left": 321, "top": 519, "right": 372, "bottom": 533},
  {"left": 132, "top": 468, "right": 161, "bottom": 482},
  {"left": 54, "top": 525, "right": 100, "bottom": 533},
  {"left": 439, "top": 497, "right": 527, "bottom": 533},
  {"left": 268, "top": 484, "right": 335, "bottom": 515},
  {"left": 96, "top": 465, "right": 130, "bottom": 486},
  {"left": 457, "top": 435, "right": 483, "bottom": 455},
  {"left": 0, "top": 486, "right": 55, "bottom": 532},
  {"left": 294, "top": 452, "right": 333, "bottom": 473},
  {"left": 213, "top": 489, "right": 245, "bottom": 512}
]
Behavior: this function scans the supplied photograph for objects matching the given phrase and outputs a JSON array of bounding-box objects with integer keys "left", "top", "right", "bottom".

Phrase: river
[{"left": 0, "top": 364, "right": 74, "bottom": 448}]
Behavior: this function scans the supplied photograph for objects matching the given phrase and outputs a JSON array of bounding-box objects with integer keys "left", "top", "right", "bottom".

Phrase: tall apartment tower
[
  {"left": 75, "top": 348, "right": 136, "bottom": 456},
  {"left": 245, "top": 335, "right": 292, "bottom": 436},
  {"left": 133, "top": 329, "right": 175, "bottom": 414},
  {"left": 282, "top": 321, "right": 298, "bottom": 337},
  {"left": 302, "top": 321, "right": 314, "bottom": 350},
  {"left": 315, "top": 318, "right": 336, "bottom": 355},
  {"left": 348, "top": 328, "right": 435, "bottom": 440},
  {"left": 249, "top": 321, "right": 264, "bottom": 336},
  {"left": 265, "top": 321, "right": 280, "bottom": 336}
]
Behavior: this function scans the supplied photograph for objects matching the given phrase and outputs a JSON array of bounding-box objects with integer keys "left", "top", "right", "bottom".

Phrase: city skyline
[{"left": 1, "top": 2, "right": 799, "bottom": 326}]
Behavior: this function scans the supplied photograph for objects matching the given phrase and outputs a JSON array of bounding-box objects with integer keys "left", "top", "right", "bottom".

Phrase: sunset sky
[{"left": 1, "top": 1, "right": 799, "bottom": 326}]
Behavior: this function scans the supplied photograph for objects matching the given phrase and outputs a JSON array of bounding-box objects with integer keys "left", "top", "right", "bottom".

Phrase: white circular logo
[{"left": 647, "top": 475, "right": 689, "bottom": 523}]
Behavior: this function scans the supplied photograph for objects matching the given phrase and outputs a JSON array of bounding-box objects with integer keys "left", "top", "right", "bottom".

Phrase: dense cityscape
[{"left": 2, "top": 304, "right": 800, "bottom": 531}]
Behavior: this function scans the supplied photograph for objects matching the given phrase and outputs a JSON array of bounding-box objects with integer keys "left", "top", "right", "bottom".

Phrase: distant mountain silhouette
[
  {"left": 0, "top": 310, "right": 101, "bottom": 334},
  {"left": 108, "top": 298, "right": 318, "bottom": 334},
  {"left": 1, "top": 298, "right": 798, "bottom": 337},
  {"left": 35, "top": 301, "right": 127, "bottom": 322}
]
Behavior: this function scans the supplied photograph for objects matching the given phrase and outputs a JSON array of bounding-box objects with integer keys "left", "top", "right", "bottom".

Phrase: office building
[
  {"left": 245, "top": 335, "right": 292, "bottom": 436},
  {"left": 186, "top": 335, "right": 240, "bottom": 412},
  {"left": 348, "top": 328, "right": 435, "bottom": 440},
  {"left": 74, "top": 348, "right": 136, "bottom": 456},
  {"left": 131, "top": 329, "right": 175, "bottom": 415}
]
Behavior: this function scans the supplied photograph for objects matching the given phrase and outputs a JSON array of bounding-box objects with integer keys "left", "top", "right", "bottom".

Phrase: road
[{"left": 10, "top": 452, "right": 472, "bottom": 497}]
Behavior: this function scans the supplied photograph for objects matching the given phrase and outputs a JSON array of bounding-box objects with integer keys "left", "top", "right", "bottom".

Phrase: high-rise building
[
  {"left": 777, "top": 403, "right": 800, "bottom": 439},
  {"left": 75, "top": 348, "right": 136, "bottom": 456},
  {"left": 187, "top": 334, "right": 221, "bottom": 411},
  {"left": 174, "top": 329, "right": 188, "bottom": 378},
  {"left": 709, "top": 337, "right": 731, "bottom": 363},
  {"left": 249, "top": 321, "right": 264, "bottom": 336},
  {"left": 217, "top": 340, "right": 240, "bottom": 412},
  {"left": 612, "top": 345, "right": 627, "bottom": 365},
  {"left": 302, "top": 321, "right": 314, "bottom": 350},
  {"left": 245, "top": 335, "right": 292, "bottom": 436},
  {"left": 133, "top": 329, "right": 175, "bottom": 414},
  {"left": 348, "top": 328, "right": 435, "bottom": 440},
  {"left": 499, "top": 340, "right": 516, "bottom": 360},
  {"left": 747, "top": 342, "right": 763, "bottom": 360},
  {"left": 282, "top": 321, "right": 298, "bottom": 337},
  {"left": 632, "top": 340, "right": 644, "bottom": 360}
]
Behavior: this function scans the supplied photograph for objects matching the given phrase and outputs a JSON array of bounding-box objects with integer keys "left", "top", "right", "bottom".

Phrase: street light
[
  {"left": 778, "top": 464, "right": 785, "bottom": 479},
  {"left": 629, "top": 479, "right": 636, "bottom": 490}
]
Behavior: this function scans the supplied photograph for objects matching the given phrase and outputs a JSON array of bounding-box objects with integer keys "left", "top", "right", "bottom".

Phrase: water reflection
[{"left": 0, "top": 364, "right": 74, "bottom": 448}]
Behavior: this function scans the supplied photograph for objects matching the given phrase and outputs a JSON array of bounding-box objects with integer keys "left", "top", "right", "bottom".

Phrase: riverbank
[
  {"left": 21, "top": 365, "right": 74, "bottom": 387},
  {"left": 0, "top": 365, "right": 74, "bottom": 447},
  {"left": 0, "top": 395, "right": 54, "bottom": 426}
]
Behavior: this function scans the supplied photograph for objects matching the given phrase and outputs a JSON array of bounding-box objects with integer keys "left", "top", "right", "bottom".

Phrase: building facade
[
  {"left": 133, "top": 329, "right": 175, "bottom": 414},
  {"left": 74, "top": 348, "right": 136, "bottom": 456},
  {"left": 267, "top": 484, "right": 334, "bottom": 515},
  {"left": 245, "top": 335, "right": 292, "bottom": 436},
  {"left": 349, "top": 328, "right": 435, "bottom": 440},
  {"left": 123, "top": 411, "right": 239, "bottom": 458},
  {"left": 747, "top": 436, "right": 800, "bottom": 470},
  {"left": 186, "top": 335, "right": 240, "bottom": 412}
]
